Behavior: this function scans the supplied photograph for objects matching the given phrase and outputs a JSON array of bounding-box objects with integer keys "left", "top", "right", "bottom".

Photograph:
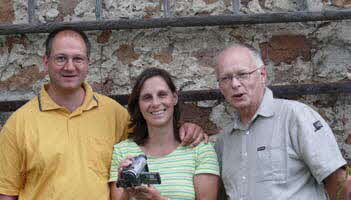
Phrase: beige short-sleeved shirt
[{"left": 215, "top": 88, "right": 346, "bottom": 200}]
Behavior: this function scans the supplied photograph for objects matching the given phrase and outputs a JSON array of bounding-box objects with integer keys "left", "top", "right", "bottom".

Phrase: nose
[
  {"left": 230, "top": 77, "right": 241, "bottom": 89},
  {"left": 63, "top": 58, "right": 75, "bottom": 71},
  {"left": 151, "top": 97, "right": 161, "bottom": 107}
]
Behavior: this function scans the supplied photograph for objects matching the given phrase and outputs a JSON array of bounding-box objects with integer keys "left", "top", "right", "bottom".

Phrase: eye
[
  {"left": 220, "top": 76, "right": 231, "bottom": 82},
  {"left": 158, "top": 91, "right": 168, "bottom": 98},
  {"left": 140, "top": 94, "right": 152, "bottom": 101},
  {"left": 73, "top": 56, "right": 86, "bottom": 64},
  {"left": 54, "top": 55, "right": 67, "bottom": 63},
  {"left": 237, "top": 73, "right": 249, "bottom": 80}
]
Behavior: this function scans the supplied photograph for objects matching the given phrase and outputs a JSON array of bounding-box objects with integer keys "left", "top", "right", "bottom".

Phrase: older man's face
[{"left": 216, "top": 47, "right": 266, "bottom": 112}]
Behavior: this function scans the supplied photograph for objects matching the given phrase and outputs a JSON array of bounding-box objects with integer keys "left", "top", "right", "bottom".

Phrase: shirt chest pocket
[{"left": 256, "top": 146, "right": 287, "bottom": 183}]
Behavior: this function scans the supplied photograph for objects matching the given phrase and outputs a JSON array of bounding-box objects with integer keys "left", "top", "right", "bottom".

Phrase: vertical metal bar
[
  {"left": 96, "top": 0, "right": 102, "bottom": 20},
  {"left": 28, "top": 0, "right": 36, "bottom": 23},
  {"left": 163, "top": 0, "right": 170, "bottom": 17},
  {"left": 232, "top": 0, "right": 240, "bottom": 14}
]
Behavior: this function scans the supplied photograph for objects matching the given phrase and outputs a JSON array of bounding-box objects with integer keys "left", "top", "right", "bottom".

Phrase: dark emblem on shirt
[
  {"left": 257, "top": 146, "right": 266, "bottom": 151},
  {"left": 313, "top": 120, "right": 323, "bottom": 132}
]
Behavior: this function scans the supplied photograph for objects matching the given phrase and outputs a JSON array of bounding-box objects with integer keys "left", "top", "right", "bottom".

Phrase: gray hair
[{"left": 228, "top": 43, "right": 264, "bottom": 69}]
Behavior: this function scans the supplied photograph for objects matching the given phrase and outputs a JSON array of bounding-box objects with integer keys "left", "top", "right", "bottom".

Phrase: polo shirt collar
[
  {"left": 232, "top": 87, "right": 275, "bottom": 131},
  {"left": 38, "top": 82, "right": 98, "bottom": 112}
]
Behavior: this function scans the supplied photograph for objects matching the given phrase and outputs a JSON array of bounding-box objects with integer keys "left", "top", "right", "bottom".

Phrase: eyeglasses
[
  {"left": 218, "top": 66, "right": 261, "bottom": 85},
  {"left": 51, "top": 54, "right": 88, "bottom": 66}
]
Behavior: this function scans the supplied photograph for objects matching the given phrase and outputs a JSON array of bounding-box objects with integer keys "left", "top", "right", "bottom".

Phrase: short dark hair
[
  {"left": 128, "top": 67, "right": 181, "bottom": 146},
  {"left": 44, "top": 27, "right": 91, "bottom": 58}
]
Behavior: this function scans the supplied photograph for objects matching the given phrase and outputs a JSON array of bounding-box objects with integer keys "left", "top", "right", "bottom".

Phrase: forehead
[
  {"left": 51, "top": 31, "right": 87, "bottom": 55},
  {"left": 140, "top": 76, "right": 171, "bottom": 94},
  {"left": 216, "top": 47, "right": 255, "bottom": 74}
]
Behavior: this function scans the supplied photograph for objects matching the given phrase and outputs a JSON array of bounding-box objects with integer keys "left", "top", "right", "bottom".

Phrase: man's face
[
  {"left": 216, "top": 47, "right": 266, "bottom": 112},
  {"left": 43, "top": 30, "right": 89, "bottom": 92}
]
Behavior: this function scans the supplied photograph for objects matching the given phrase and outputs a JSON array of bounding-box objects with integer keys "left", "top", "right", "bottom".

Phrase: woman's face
[{"left": 138, "top": 76, "right": 178, "bottom": 128}]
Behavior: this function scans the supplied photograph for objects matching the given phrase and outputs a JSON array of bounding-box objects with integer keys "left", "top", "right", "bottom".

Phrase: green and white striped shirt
[{"left": 109, "top": 139, "right": 219, "bottom": 200}]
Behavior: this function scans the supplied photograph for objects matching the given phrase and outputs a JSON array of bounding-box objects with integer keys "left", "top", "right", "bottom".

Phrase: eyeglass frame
[
  {"left": 50, "top": 54, "right": 89, "bottom": 66},
  {"left": 217, "top": 65, "right": 263, "bottom": 86}
]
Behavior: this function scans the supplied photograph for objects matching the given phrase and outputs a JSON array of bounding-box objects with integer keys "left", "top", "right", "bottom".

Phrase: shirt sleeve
[
  {"left": 290, "top": 103, "right": 346, "bottom": 184},
  {"left": 0, "top": 125, "right": 24, "bottom": 196},
  {"left": 195, "top": 142, "right": 220, "bottom": 176},
  {"left": 108, "top": 143, "right": 125, "bottom": 182}
]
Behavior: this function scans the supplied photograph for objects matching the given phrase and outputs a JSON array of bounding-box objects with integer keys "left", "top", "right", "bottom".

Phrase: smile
[{"left": 150, "top": 109, "right": 166, "bottom": 115}]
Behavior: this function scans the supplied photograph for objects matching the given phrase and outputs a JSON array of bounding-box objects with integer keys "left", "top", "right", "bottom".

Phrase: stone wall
[{"left": 1, "top": 0, "right": 351, "bottom": 162}]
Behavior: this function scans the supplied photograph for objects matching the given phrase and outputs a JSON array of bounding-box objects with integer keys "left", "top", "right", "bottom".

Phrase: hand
[
  {"left": 179, "top": 122, "right": 208, "bottom": 147},
  {"left": 127, "top": 185, "right": 166, "bottom": 200},
  {"left": 118, "top": 156, "right": 133, "bottom": 177}
]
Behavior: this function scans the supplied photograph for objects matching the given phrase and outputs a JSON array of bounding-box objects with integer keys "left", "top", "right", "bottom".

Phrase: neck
[
  {"left": 239, "top": 91, "right": 265, "bottom": 125},
  {"left": 46, "top": 84, "right": 86, "bottom": 112},
  {"left": 142, "top": 123, "right": 179, "bottom": 157},
  {"left": 239, "top": 106, "right": 258, "bottom": 125}
]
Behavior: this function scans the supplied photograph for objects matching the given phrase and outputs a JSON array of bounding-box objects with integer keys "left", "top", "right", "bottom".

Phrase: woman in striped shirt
[{"left": 109, "top": 67, "right": 219, "bottom": 200}]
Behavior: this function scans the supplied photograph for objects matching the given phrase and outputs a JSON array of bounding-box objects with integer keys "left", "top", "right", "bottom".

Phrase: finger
[
  {"left": 190, "top": 132, "right": 203, "bottom": 147},
  {"left": 204, "top": 133, "right": 209, "bottom": 144},
  {"left": 187, "top": 125, "right": 201, "bottom": 147},
  {"left": 180, "top": 123, "right": 193, "bottom": 146},
  {"left": 179, "top": 125, "right": 186, "bottom": 141}
]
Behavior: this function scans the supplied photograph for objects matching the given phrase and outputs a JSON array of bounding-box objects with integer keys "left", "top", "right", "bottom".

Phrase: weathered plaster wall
[{"left": 1, "top": 0, "right": 351, "bottom": 162}]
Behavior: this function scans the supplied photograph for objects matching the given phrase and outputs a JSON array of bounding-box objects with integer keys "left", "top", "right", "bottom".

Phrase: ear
[
  {"left": 173, "top": 92, "right": 179, "bottom": 105},
  {"left": 259, "top": 65, "right": 267, "bottom": 83},
  {"left": 43, "top": 55, "right": 49, "bottom": 72}
]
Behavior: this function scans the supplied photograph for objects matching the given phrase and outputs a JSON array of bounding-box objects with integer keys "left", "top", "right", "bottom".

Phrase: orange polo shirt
[{"left": 0, "top": 83, "right": 130, "bottom": 200}]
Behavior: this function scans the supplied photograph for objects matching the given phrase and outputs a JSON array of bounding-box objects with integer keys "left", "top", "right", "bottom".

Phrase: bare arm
[
  {"left": 110, "top": 182, "right": 129, "bottom": 200},
  {"left": 324, "top": 167, "right": 351, "bottom": 200},
  {"left": 194, "top": 174, "right": 219, "bottom": 200},
  {"left": 0, "top": 194, "right": 17, "bottom": 200}
]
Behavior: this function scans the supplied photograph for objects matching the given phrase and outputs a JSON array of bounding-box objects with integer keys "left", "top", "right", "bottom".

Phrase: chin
[{"left": 231, "top": 102, "right": 249, "bottom": 110}]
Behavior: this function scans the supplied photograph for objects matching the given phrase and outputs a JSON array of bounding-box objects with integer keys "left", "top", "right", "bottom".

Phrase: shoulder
[
  {"left": 4, "top": 96, "right": 39, "bottom": 124},
  {"left": 113, "top": 139, "right": 138, "bottom": 151},
  {"left": 192, "top": 142, "right": 216, "bottom": 153},
  {"left": 273, "top": 98, "right": 317, "bottom": 118},
  {"left": 93, "top": 93, "right": 129, "bottom": 116}
]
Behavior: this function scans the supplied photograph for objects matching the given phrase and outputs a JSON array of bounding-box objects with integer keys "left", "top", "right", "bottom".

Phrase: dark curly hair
[{"left": 128, "top": 67, "right": 181, "bottom": 146}]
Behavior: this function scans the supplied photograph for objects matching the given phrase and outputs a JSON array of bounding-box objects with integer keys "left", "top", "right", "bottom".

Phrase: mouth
[
  {"left": 232, "top": 93, "right": 244, "bottom": 98},
  {"left": 150, "top": 108, "right": 166, "bottom": 115},
  {"left": 61, "top": 74, "right": 77, "bottom": 77}
]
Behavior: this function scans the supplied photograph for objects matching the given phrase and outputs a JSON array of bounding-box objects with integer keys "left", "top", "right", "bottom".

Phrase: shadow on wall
[{"left": 0, "top": 112, "right": 12, "bottom": 130}]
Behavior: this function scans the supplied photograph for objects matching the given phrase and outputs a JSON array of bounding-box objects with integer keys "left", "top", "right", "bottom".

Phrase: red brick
[
  {"left": 5, "top": 35, "right": 29, "bottom": 53},
  {"left": 180, "top": 103, "right": 219, "bottom": 135},
  {"left": 0, "top": 65, "right": 46, "bottom": 91},
  {"left": 345, "top": 134, "right": 351, "bottom": 145},
  {"left": 153, "top": 47, "right": 173, "bottom": 64},
  {"left": 97, "top": 30, "right": 112, "bottom": 44},
  {"left": 332, "top": 0, "right": 351, "bottom": 7},
  {"left": 116, "top": 44, "right": 140, "bottom": 65},
  {"left": 192, "top": 48, "right": 221, "bottom": 68},
  {"left": 202, "top": 0, "right": 219, "bottom": 4},
  {"left": 57, "top": 0, "right": 79, "bottom": 21},
  {"left": 91, "top": 79, "right": 114, "bottom": 95},
  {"left": 260, "top": 35, "right": 312, "bottom": 65},
  {"left": 0, "top": 0, "right": 14, "bottom": 24}
]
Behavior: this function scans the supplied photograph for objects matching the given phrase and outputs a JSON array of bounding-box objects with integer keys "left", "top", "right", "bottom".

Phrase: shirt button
[{"left": 242, "top": 176, "right": 246, "bottom": 180}]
